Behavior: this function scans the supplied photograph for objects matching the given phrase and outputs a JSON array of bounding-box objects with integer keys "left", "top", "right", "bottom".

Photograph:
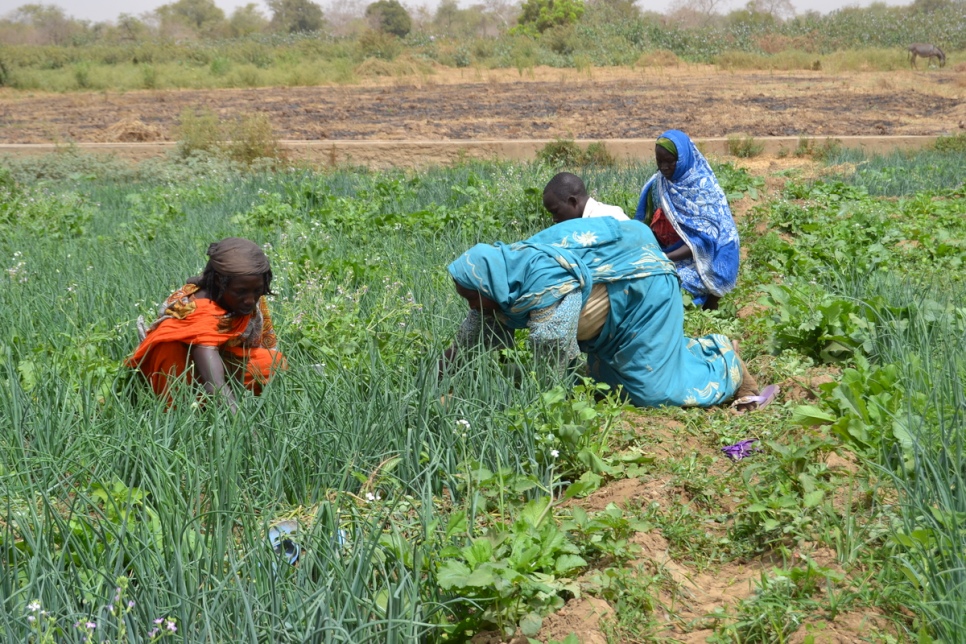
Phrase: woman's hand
[
  {"left": 190, "top": 345, "right": 239, "bottom": 413},
  {"left": 664, "top": 245, "right": 693, "bottom": 262}
]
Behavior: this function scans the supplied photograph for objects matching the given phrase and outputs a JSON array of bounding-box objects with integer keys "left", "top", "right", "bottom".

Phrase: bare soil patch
[{"left": 0, "top": 65, "right": 963, "bottom": 144}]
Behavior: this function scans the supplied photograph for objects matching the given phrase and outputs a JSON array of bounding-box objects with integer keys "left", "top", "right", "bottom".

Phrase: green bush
[
  {"left": 227, "top": 113, "right": 283, "bottom": 165},
  {"left": 727, "top": 134, "right": 764, "bottom": 158},
  {"left": 357, "top": 29, "right": 403, "bottom": 61},
  {"left": 176, "top": 108, "right": 223, "bottom": 158},
  {"left": 934, "top": 132, "right": 966, "bottom": 153},
  {"left": 209, "top": 57, "right": 232, "bottom": 76},
  {"left": 537, "top": 139, "right": 617, "bottom": 166}
]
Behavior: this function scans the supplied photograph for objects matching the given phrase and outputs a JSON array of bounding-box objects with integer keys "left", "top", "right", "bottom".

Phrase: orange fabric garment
[{"left": 127, "top": 287, "right": 285, "bottom": 398}]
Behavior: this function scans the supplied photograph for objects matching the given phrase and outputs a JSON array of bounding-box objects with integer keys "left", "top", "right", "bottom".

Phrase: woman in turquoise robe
[{"left": 445, "top": 217, "right": 752, "bottom": 408}]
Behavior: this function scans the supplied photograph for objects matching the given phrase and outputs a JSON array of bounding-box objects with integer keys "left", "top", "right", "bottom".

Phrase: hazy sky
[{"left": 0, "top": 0, "right": 915, "bottom": 24}]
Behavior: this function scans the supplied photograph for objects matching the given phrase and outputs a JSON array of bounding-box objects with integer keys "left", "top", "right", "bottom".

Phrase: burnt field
[{"left": 1, "top": 65, "right": 963, "bottom": 143}]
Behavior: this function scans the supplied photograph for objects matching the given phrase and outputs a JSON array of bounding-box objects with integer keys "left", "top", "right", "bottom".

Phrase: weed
[
  {"left": 176, "top": 107, "right": 222, "bottom": 158},
  {"left": 536, "top": 139, "right": 617, "bottom": 167},
  {"left": 226, "top": 112, "right": 283, "bottom": 165},
  {"left": 727, "top": 134, "right": 764, "bottom": 158},
  {"left": 537, "top": 139, "right": 584, "bottom": 166},
  {"left": 73, "top": 61, "right": 93, "bottom": 89},
  {"left": 358, "top": 29, "right": 403, "bottom": 61},
  {"left": 209, "top": 57, "right": 232, "bottom": 77},
  {"left": 139, "top": 64, "right": 158, "bottom": 89},
  {"left": 934, "top": 132, "right": 966, "bottom": 153}
]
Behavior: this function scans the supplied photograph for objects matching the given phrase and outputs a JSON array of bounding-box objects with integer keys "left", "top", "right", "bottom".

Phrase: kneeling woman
[
  {"left": 127, "top": 237, "right": 286, "bottom": 411},
  {"left": 444, "top": 218, "right": 756, "bottom": 408}
]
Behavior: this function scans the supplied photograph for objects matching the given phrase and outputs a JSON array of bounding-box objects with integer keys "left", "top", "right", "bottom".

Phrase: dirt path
[{"left": 1, "top": 65, "right": 963, "bottom": 144}]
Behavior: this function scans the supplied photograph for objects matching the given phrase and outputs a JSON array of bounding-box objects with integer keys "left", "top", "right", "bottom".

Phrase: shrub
[
  {"left": 454, "top": 46, "right": 471, "bottom": 68},
  {"left": 727, "top": 134, "right": 764, "bottom": 158},
  {"left": 140, "top": 64, "right": 158, "bottom": 89},
  {"left": 582, "top": 141, "right": 615, "bottom": 166},
  {"left": 541, "top": 24, "right": 578, "bottom": 55},
  {"left": 934, "top": 132, "right": 966, "bottom": 153},
  {"left": 791, "top": 136, "right": 841, "bottom": 161},
  {"left": 227, "top": 113, "right": 283, "bottom": 165},
  {"left": 537, "top": 139, "right": 616, "bottom": 166},
  {"left": 73, "top": 62, "right": 93, "bottom": 89},
  {"left": 210, "top": 57, "right": 232, "bottom": 76},
  {"left": 176, "top": 108, "right": 283, "bottom": 166},
  {"left": 537, "top": 139, "right": 583, "bottom": 165},
  {"left": 358, "top": 29, "right": 402, "bottom": 61},
  {"left": 176, "top": 108, "right": 223, "bottom": 158}
]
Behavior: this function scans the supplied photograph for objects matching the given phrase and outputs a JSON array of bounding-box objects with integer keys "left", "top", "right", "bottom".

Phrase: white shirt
[{"left": 583, "top": 197, "right": 629, "bottom": 221}]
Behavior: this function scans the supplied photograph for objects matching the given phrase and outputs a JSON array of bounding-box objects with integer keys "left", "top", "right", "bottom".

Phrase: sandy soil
[{"left": 1, "top": 64, "right": 964, "bottom": 144}]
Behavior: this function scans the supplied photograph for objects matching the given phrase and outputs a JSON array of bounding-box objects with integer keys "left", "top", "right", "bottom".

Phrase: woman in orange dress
[{"left": 127, "top": 237, "right": 286, "bottom": 411}]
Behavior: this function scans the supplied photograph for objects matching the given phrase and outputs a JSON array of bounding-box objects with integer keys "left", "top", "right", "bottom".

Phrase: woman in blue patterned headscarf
[
  {"left": 635, "top": 129, "right": 740, "bottom": 310},
  {"left": 444, "top": 217, "right": 756, "bottom": 408}
]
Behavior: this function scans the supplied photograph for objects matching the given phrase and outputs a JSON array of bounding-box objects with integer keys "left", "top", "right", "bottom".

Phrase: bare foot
[{"left": 731, "top": 340, "right": 760, "bottom": 412}]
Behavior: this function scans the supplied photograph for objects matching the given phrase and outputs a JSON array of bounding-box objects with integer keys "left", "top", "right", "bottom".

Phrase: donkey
[{"left": 908, "top": 43, "right": 946, "bottom": 69}]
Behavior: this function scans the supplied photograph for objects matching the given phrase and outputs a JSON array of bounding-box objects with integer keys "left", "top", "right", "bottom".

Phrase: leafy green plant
[
  {"left": 761, "top": 284, "right": 877, "bottom": 363},
  {"left": 115, "top": 188, "right": 187, "bottom": 247},
  {"left": 712, "top": 561, "right": 847, "bottom": 643},
  {"left": 714, "top": 161, "right": 763, "bottom": 201},
  {"left": 792, "top": 357, "right": 915, "bottom": 470},
  {"left": 505, "top": 381, "right": 638, "bottom": 496},
  {"left": 731, "top": 430, "right": 837, "bottom": 547},
  {"left": 561, "top": 503, "right": 650, "bottom": 563},
  {"left": 0, "top": 171, "right": 94, "bottom": 238},
  {"left": 437, "top": 498, "right": 584, "bottom": 638}
]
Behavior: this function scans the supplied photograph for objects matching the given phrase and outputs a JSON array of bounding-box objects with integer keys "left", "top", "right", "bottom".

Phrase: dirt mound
[
  {"left": 98, "top": 118, "right": 163, "bottom": 143},
  {"left": 537, "top": 597, "right": 612, "bottom": 644}
]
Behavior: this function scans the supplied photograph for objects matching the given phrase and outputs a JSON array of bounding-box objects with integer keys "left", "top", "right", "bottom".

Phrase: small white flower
[
  {"left": 550, "top": 449, "right": 560, "bottom": 458},
  {"left": 365, "top": 492, "right": 381, "bottom": 502},
  {"left": 456, "top": 419, "right": 470, "bottom": 429},
  {"left": 27, "top": 601, "right": 40, "bottom": 612}
]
